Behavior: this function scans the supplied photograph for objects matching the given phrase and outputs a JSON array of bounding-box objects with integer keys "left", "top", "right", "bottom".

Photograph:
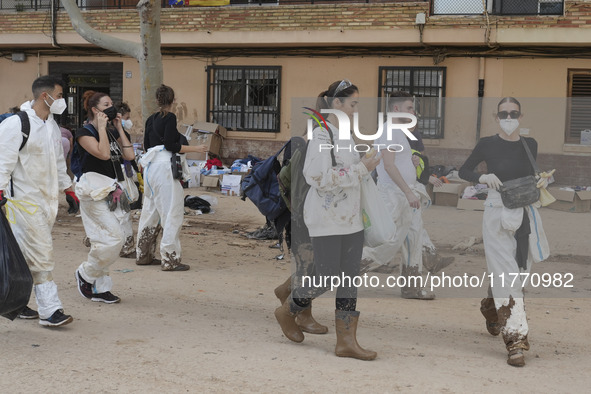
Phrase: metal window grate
[
  {"left": 207, "top": 66, "right": 281, "bottom": 132},
  {"left": 431, "top": 0, "right": 564, "bottom": 16},
  {"left": 566, "top": 69, "right": 591, "bottom": 144},
  {"left": 378, "top": 66, "right": 446, "bottom": 139}
]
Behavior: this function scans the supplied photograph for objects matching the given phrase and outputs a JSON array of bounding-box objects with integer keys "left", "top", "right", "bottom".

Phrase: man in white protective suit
[
  {"left": 364, "top": 91, "right": 435, "bottom": 300},
  {"left": 0, "top": 75, "right": 78, "bottom": 327}
]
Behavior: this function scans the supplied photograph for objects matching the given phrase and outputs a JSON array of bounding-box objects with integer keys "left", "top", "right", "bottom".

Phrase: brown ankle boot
[
  {"left": 334, "top": 310, "right": 377, "bottom": 360},
  {"left": 296, "top": 305, "right": 328, "bottom": 334},
  {"left": 274, "top": 300, "right": 304, "bottom": 343},
  {"left": 274, "top": 276, "right": 291, "bottom": 305}
]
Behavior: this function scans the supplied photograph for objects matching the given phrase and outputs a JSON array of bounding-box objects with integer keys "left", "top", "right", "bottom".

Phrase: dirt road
[{"left": 1, "top": 191, "right": 590, "bottom": 392}]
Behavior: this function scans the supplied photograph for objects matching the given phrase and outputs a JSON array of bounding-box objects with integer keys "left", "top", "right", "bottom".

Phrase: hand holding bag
[{"left": 498, "top": 137, "right": 540, "bottom": 209}]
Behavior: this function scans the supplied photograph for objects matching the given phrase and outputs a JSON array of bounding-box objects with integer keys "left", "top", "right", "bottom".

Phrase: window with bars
[
  {"left": 566, "top": 69, "right": 591, "bottom": 144},
  {"left": 378, "top": 66, "right": 446, "bottom": 139},
  {"left": 206, "top": 66, "right": 281, "bottom": 132},
  {"left": 431, "top": 0, "right": 564, "bottom": 15}
]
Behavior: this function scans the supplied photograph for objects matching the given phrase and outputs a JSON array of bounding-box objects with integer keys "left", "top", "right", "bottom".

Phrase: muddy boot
[
  {"left": 506, "top": 337, "right": 529, "bottom": 367},
  {"left": 334, "top": 310, "right": 377, "bottom": 361},
  {"left": 480, "top": 297, "right": 501, "bottom": 336},
  {"left": 423, "top": 251, "right": 455, "bottom": 274},
  {"left": 274, "top": 299, "right": 305, "bottom": 343},
  {"left": 296, "top": 305, "right": 328, "bottom": 334},
  {"left": 400, "top": 265, "right": 435, "bottom": 300},
  {"left": 274, "top": 276, "right": 328, "bottom": 334},
  {"left": 274, "top": 276, "right": 291, "bottom": 305}
]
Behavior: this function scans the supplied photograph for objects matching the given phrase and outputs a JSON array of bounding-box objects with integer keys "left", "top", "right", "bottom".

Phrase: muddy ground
[{"left": 1, "top": 190, "right": 590, "bottom": 392}]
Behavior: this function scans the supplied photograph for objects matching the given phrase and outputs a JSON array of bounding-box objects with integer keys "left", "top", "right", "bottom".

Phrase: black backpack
[
  {"left": 71, "top": 124, "right": 98, "bottom": 181},
  {"left": 6, "top": 112, "right": 31, "bottom": 197}
]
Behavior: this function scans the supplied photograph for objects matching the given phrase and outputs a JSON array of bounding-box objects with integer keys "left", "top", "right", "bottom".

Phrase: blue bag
[{"left": 241, "top": 141, "right": 290, "bottom": 221}]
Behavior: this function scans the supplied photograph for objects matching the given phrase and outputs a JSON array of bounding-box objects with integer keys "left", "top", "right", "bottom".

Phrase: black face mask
[{"left": 103, "top": 106, "right": 118, "bottom": 121}]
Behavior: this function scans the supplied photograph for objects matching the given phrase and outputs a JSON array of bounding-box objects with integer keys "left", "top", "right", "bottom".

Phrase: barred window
[
  {"left": 206, "top": 66, "right": 281, "bottom": 132},
  {"left": 566, "top": 69, "right": 591, "bottom": 144},
  {"left": 378, "top": 66, "right": 446, "bottom": 139},
  {"left": 431, "top": 0, "right": 564, "bottom": 15}
]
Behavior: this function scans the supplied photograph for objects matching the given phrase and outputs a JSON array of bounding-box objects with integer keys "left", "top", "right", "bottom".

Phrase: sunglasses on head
[
  {"left": 497, "top": 110, "right": 521, "bottom": 120},
  {"left": 333, "top": 79, "right": 352, "bottom": 97}
]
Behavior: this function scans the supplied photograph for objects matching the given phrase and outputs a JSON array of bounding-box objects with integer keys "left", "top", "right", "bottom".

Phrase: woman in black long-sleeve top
[
  {"left": 459, "top": 97, "right": 550, "bottom": 368},
  {"left": 135, "top": 85, "right": 207, "bottom": 271}
]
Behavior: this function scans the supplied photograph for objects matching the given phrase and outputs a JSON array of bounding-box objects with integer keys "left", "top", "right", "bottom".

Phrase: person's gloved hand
[
  {"left": 0, "top": 190, "right": 5, "bottom": 206},
  {"left": 479, "top": 174, "right": 503, "bottom": 190},
  {"left": 107, "top": 186, "right": 124, "bottom": 211},
  {"left": 137, "top": 172, "right": 144, "bottom": 194},
  {"left": 65, "top": 191, "right": 80, "bottom": 214},
  {"left": 536, "top": 169, "right": 556, "bottom": 189}
]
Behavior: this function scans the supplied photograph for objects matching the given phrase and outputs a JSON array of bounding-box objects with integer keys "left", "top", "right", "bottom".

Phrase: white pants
[
  {"left": 482, "top": 190, "right": 549, "bottom": 346},
  {"left": 78, "top": 198, "right": 124, "bottom": 293},
  {"left": 8, "top": 200, "right": 64, "bottom": 318},
  {"left": 117, "top": 210, "right": 135, "bottom": 257},
  {"left": 136, "top": 149, "right": 184, "bottom": 266},
  {"left": 362, "top": 182, "right": 427, "bottom": 272}
]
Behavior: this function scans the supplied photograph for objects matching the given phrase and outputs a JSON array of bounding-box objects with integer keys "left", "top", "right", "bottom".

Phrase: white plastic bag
[{"left": 360, "top": 175, "right": 396, "bottom": 247}]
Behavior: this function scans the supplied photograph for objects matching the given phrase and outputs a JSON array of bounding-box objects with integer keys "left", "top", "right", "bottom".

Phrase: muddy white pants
[
  {"left": 482, "top": 190, "right": 549, "bottom": 348},
  {"left": 136, "top": 150, "right": 184, "bottom": 267},
  {"left": 8, "top": 200, "right": 64, "bottom": 318},
  {"left": 78, "top": 198, "right": 125, "bottom": 293},
  {"left": 117, "top": 210, "right": 135, "bottom": 257}
]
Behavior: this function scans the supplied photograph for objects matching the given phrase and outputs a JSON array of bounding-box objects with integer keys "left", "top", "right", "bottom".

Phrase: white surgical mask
[
  {"left": 122, "top": 119, "right": 133, "bottom": 131},
  {"left": 45, "top": 93, "right": 67, "bottom": 115},
  {"left": 499, "top": 119, "right": 519, "bottom": 136}
]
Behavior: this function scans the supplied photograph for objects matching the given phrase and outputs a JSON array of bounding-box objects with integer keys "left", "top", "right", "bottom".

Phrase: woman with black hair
[
  {"left": 135, "top": 85, "right": 207, "bottom": 271},
  {"left": 274, "top": 79, "right": 381, "bottom": 360},
  {"left": 459, "top": 97, "right": 550, "bottom": 367}
]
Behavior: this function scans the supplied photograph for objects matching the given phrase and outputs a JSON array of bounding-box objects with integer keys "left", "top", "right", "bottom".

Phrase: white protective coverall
[
  {"left": 0, "top": 101, "right": 72, "bottom": 319},
  {"left": 482, "top": 189, "right": 549, "bottom": 348},
  {"left": 362, "top": 182, "right": 431, "bottom": 273},
  {"left": 135, "top": 146, "right": 188, "bottom": 269},
  {"left": 75, "top": 172, "right": 124, "bottom": 293}
]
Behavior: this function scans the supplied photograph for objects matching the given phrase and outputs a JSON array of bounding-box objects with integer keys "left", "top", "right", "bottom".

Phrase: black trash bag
[
  {"left": 184, "top": 195, "right": 211, "bottom": 214},
  {"left": 0, "top": 197, "right": 34, "bottom": 320}
]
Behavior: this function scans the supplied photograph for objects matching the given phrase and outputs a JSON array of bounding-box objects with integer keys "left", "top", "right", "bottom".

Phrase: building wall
[{"left": 1, "top": 2, "right": 590, "bottom": 184}]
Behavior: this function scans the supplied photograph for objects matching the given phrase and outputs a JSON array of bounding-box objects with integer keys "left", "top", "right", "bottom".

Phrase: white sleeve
[
  {"left": 303, "top": 127, "right": 368, "bottom": 193},
  {"left": 53, "top": 124, "right": 73, "bottom": 191},
  {"left": 0, "top": 116, "right": 23, "bottom": 193}
]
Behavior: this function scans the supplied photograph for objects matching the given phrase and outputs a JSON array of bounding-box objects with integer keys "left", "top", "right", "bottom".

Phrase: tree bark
[{"left": 60, "top": 0, "right": 163, "bottom": 125}]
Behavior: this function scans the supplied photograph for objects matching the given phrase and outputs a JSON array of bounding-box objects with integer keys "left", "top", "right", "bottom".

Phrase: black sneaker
[
  {"left": 39, "top": 309, "right": 73, "bottom": 327},
  {"left": 17, "top": 306, "right": 39, "bottom": 319},
  {"left": 91, "top": 291, "right": 121, "bottom": 304},
  {"left": 76, "top": 269, "right": 93, "bottom": 299}
]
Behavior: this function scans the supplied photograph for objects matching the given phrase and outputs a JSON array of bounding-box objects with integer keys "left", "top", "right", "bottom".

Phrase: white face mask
[
  {"left": 499, "top": 119, "right": 519, "bottom": 136},
  {"left": 45, "top": 93, "right": 67, "bottom": 115},
  {"left": 122, "top": 119, "right": 133, "bottom": 131}
]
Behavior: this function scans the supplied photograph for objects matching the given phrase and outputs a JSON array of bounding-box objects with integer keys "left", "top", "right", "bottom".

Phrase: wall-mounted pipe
[{"left": 476, "top": 57, "right": 485, "bottom": 142}]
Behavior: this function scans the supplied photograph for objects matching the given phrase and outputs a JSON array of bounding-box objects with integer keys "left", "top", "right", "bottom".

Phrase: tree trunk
[
  {"left": 138, "top": 0, "right": 163, "bottom": 124},
  {"left": 60, "top": 0, "right": 163, "bottom": 125}
]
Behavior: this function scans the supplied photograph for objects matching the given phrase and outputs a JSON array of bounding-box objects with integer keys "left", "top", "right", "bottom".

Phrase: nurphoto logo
[{"left": 303, "top": 107, "right": 418, "bottom": 153}]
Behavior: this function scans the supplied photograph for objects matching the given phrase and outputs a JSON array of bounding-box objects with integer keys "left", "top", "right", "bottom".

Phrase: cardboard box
[
  {"left": 185, "top": 132, "right": 223, "bottom": 161},
  {"left": 547, "top": 188, "right": 591, "bottom": 213},
  {"left": 457, "top": 198, "right": 485, "bottom": 211},
  {"left": 433, "top": 182, "right": 470, "bottom": 207},
  {"left": 201, "top": 175, "right": 220, "bottom": 189},
  {"left": 192, "top": 121, "right": 228, "bottom": 139}
]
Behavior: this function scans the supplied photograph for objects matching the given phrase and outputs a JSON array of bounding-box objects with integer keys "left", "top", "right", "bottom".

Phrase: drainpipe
[
  {"left": 476, "top": 57, "right": 485, "bottom": 142},
  {"left": 51, "top": 0, "right": 59, "bottom": 47}
]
